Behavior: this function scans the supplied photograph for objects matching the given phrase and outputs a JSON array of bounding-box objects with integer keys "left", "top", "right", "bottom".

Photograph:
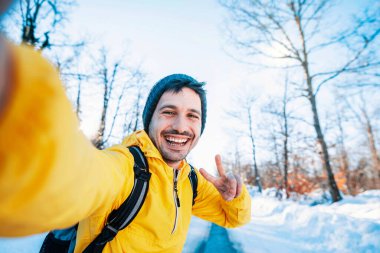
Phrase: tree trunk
[
  {"left": 75, "top": 76, "right": 82, "bottom": 119},
  {"left": 94, "top": 106, "right": 107, "bottom": 149},
  {"left": 93, "top": 69, "right": 109, "bottom": 149},
  {"left": 248, "top": 108, "right": 262, "bottom": 192},
  {"left": 133, "top": 89, "right": 143, "bottom": 132},
  {"left": 307, "top": 83, "right": 342, "bottom": 202},
  {"left": 20, "top": 0, "right": 54, "bottom": 49},
  {"left": 364, "top": 112, "right": 380, "bottom": 187},
  {"left": 336, "top": 110, "right": 350, "bottom": 194},
  {"left": 295, "top": 12, "right": 342, "bottom": 202},
  {"left": 282, "top": 80, "right": 290, "bottom": 199}
]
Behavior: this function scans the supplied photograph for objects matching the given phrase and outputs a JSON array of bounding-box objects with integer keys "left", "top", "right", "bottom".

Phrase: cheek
[
  {"left": 148, "top": 117, "right": 159, "bottom": 140},
  {"left": 192, "top": 121, "right": 202, "bottom": 135},
  {"left": 190, "top": 131, "right": 201, "bottom": 149},
  {"left": 149, "top": 116, "right": 168, "bottom": 136}
]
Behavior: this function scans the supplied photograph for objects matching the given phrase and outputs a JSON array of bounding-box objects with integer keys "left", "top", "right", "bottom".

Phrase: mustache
[{"left": 162, "top": 129, "right": 193, "bottom": 138}]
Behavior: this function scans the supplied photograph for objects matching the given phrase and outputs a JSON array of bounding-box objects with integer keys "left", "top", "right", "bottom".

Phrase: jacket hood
[{"left": 122, "top": 130, "right": 162, "bottom": 159}]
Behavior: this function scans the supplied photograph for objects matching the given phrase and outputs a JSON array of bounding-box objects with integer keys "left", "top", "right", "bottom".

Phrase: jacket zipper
[{"left": 171, "top": 169, "right": 180, "bottom": 234}]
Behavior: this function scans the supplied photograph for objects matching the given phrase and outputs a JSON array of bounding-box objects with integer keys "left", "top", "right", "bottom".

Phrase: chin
[{"left": 161, "top": 148, "right": 189, "bottom": 163}]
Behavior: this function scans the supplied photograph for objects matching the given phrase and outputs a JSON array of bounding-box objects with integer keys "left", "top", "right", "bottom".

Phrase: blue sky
[
  {"left": 63, "top": 0, "right": 376, "bottom": 172},
  {"left": 4, "top": 0, "right": 373, "bottom": 173},
  {"left": 67, "top": 0, "right": 268, "bottom": 171}
]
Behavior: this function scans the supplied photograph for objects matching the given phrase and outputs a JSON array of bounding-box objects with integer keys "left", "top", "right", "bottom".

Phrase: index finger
[
  {"left": 199, "top": 168, "right": 217, "bottom": 184},
  {"left": 215, "top": 154, "right": 226, "bottom": 177}
]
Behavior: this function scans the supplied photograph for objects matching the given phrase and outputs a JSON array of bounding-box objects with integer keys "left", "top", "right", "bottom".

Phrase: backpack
[{"left": 39, "top": 146, "right": 198, "bottom": 253}]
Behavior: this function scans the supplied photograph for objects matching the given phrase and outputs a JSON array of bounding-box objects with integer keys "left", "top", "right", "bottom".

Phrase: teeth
[{"left": 166, "top": 137, "right": 188, "bottom": 143}]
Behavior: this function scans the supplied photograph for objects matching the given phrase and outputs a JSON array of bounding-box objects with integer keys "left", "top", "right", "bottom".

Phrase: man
[{"left": 0, "top": 2, "right": 251, "bottom": 253}]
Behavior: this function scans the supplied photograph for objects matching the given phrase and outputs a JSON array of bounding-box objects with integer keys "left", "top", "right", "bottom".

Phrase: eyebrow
[{"left": 158, "top": 105, "right": 201, "bottom": 116}]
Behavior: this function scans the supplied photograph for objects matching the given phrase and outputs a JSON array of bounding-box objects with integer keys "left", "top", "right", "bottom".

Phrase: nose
[{"left": 172, "top": 115, "right": 188, "bottom": 134}]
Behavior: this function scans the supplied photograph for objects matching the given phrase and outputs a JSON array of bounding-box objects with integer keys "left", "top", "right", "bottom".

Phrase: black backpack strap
[
  {"left": 39, "top": 225, "right": 78, "bottom": 253},
  {"left": 83, "top": 146, "right": 151, "bottom": 253},
  {"left": 188, "top": 164, "right": 198, "bottom": 205}
]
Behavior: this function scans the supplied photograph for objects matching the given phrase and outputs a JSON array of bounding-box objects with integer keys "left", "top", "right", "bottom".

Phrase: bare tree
[
  {"left": 226, "top": 93, "right": 263, "bottom": 192},
  {"left": 92, "top": 47, "right": 123, "bottom": 149},
  {"left": 344, "top": 93, "right": 380, "bottom": 188},
  {"left": 281, "top": 80, "right": 290, "bottom": 198},
  {"left": 262, "top": 77, "right": 294, "bottom": 198},
  {"left": 222, "top": 144, "right": 252, "bottom": 184},
  {"left": 247, "top": 100, "right": 263, "bottom": 192},
  {"left": 5, "top": 0, "right": 148, "bottom": 149},
  {"left": 15, "top": 0, "right": 76, "bottom": 50},
  {"left": 5, "top": 0, "right": 86, "bottom": 76},
  {"left": 220, "top": 0, "right": 379, "bottom": 201},
  {"left": 57, "top": 45, "right": 90, "bottom": 120},
  {"left": 91, "top": 47, "right": 147, "bottom": 149},
  {"left": 334, "top": 100, "right": 351, "bottom": 194},
  {"left": 5, "top": 0, "right": 87, "bottom": 116},
  {"left": 122, "top": 72, "right": 147, "bottom": 136}
]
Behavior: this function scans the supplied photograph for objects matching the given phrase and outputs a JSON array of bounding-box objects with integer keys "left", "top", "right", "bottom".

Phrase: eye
[
  {"left": 162, "top": 111, "right": 175, "bottom": 116},
  {"left": 188, "top": 113, "right": 200, "bottom": 120}
]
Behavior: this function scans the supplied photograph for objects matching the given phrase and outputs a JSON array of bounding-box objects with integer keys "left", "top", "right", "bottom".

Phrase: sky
[
  {"left": 66, "top": 0, "right": 375, "bottom": 172},
  {"left": 66, "top": 0, "right": 272, "bottom": 172},
  {"left": 3, "top": 0, "right": 374, "bottom": 173}
]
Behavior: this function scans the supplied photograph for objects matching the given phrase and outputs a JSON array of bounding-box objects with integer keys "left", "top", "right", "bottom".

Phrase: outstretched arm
[{"left": 0, "top": 43, "right": 133, "bottom": 236}]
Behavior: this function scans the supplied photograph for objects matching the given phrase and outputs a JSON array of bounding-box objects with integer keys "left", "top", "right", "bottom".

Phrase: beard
[
  {"left": 160, "top": 147, "right": 189, "bottom": 165},
  {"left": 152, "top": 129, "right": 195, "bottom": 166}
]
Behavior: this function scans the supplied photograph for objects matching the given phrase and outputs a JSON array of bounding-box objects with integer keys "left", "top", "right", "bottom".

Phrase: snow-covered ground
[
  {"left": 1, "top": 189, "right": 379, "bottom": 253},
  {"left": 227, "top": 189, "right": 380, "bottom": 253},
  {"left": 186, "top": 188, "right": 380, "bottom": 253}
]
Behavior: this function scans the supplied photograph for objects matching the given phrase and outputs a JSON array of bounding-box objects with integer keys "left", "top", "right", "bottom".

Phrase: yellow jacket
[{"left": 0, "top": 44, "right": 251, "bottom": 252}]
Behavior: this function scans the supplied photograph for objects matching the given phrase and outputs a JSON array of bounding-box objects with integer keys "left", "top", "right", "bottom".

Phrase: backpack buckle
[
  {"left": 135, "top": 169, "right": 151, "bottom": 181},
  {"left": 101, "top": 224, "right": 118, "bottom": 242}
]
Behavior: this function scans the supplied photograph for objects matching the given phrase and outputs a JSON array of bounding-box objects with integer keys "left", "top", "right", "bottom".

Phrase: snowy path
[
  {"left": 228, "top": 219, "right": 316, "bottom": 253},
  {"left": 196, "top": 224, "right": 239, "bottom": 253},
  {"left": 191, "top": 220, "right": 312, "bottom": 253}
]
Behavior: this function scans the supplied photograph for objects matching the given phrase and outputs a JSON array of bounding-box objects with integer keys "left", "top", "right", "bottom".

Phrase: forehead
[{"left": 157, "top": 87, "right": 201, "bottom": 112}]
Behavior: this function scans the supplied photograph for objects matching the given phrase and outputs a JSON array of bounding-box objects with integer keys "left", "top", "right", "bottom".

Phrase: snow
[
  {"left": 0, "top": 233, "right": 45, "bottom": 253},
  {"left": 1, "top": 189, "right": 379, "bottom": 253},
  {"left": 227, "top": 188, "right": 380, "bottom": 253}
]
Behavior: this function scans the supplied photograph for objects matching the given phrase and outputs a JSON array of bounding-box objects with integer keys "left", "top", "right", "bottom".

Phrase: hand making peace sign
[{"left": 199, "top": 154, "right": 243, "bottom": 201}]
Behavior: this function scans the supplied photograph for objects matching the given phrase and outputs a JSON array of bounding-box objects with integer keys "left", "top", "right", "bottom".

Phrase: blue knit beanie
[{"left": 142, "top": 74, "right": 207, "bottom": 134}]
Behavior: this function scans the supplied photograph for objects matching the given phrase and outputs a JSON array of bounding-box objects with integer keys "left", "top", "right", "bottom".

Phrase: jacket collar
[{"left": 122, "top": 130, "right": 191, "bottom": 180}]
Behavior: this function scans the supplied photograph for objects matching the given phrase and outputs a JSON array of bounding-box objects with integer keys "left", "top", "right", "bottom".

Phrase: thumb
[{"left": 199, "top": 168, "right": 216, "bottom": 184}]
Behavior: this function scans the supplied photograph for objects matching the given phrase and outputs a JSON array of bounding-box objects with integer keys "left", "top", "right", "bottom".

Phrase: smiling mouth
[{"left": 164, "top": 135, "right": 190, "bottom": 147}]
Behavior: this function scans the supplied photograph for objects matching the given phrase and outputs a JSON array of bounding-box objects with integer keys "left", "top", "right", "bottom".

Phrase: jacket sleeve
[
  {"left": 191, "top": 168, "right": 251, "bottom": 228},
  {"left": 0, "top": 44, "right": 134, "bottom": 236}
]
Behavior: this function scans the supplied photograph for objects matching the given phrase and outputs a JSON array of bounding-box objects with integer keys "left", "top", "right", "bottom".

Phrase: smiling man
[
  {"left": 144, "top": 77, "right": 204, "bottom": 169},
  {"left": 0, "top": 3, "right": 251, "bottom": 249},
  {"left": 113, "top": 74, "right": 251, "bottom": 251}
]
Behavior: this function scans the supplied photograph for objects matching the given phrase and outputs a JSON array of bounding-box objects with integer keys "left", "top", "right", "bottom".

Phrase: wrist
[{"left": 224, "top": 185, "right": 249, "bottom": 206}]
